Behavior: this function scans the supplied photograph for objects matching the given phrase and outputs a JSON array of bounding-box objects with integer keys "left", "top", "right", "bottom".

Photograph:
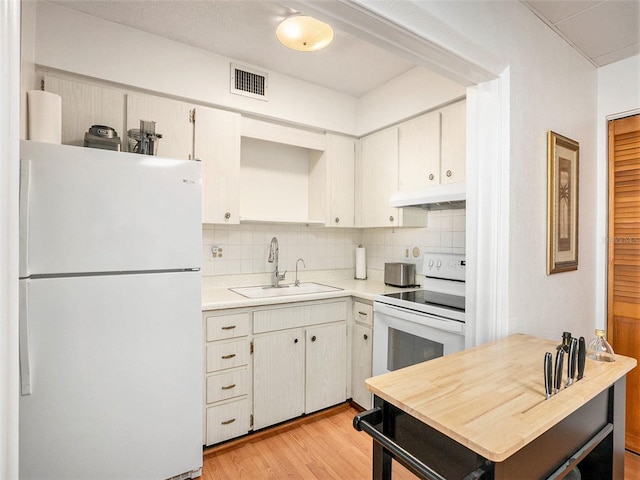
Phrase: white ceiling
[
  {"left": 522, "top": 0, "right": 640, "bottom": 66},
  {"left": 51, "top": 0, "right": 639, "bottom": 97}
]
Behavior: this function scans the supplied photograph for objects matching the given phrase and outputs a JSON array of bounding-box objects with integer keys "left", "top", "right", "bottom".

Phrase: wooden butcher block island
[{"left": 354, "top": 334, "right": 637, "bottom": 480}]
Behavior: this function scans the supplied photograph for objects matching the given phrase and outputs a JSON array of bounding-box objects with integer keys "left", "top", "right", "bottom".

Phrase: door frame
[{"left": 292, "top": 0, "right": 510, "bottom": 347}]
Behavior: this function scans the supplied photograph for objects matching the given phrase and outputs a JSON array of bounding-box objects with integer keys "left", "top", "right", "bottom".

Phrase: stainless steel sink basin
[{"left": 230, "top": 282, "right": 342, "bottom": 299}]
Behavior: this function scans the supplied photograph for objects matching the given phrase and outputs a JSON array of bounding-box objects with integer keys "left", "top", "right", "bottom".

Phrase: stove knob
[
  {"left": 436, "top": 260, "right": 442, "bottom": 270},
  {"left": 428, "top": 259, "right": 434, "bottom": 269}
]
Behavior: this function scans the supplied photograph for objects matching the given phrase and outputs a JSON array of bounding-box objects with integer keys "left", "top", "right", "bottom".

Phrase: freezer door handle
[{"left": 19, "top": 281, "right": 32, "bottom": 395}]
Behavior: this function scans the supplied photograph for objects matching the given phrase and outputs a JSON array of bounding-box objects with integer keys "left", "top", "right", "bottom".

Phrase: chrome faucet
[
  {"left": 294, "top": 258, "right": 306, "bottom": 287},
  {"left": 268, "top": 237, "right": 286, "bottom": 287}
]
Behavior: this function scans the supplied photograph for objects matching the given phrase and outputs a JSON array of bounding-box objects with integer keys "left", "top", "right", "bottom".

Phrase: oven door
[{"left": 373, "top": 302, "right": 465, "bottom": 376}]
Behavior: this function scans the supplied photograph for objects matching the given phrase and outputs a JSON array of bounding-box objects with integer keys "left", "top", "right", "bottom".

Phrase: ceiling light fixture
[{"left": 276, "top": 15, "right": 334, "bottom": 52}]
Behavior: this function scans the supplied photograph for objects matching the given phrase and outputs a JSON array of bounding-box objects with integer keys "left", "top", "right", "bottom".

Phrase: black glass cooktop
[{"left": 383, "top": 290, "right": 465, "bottom": 312}]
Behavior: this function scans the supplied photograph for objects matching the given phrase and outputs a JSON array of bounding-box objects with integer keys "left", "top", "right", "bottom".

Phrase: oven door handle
[
  {"left": 374, "top": 302, "right": 465, "bottom": 334},
  {"left": 354, "top": 408, "right": 493, "bottom": 480}
]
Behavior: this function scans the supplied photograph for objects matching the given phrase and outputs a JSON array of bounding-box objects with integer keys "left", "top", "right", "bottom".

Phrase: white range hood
[{"left": 389, "top": 182, "right": 466, "bottom": 210}]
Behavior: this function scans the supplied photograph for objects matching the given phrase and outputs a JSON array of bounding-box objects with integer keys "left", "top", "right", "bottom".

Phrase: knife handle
[
  {"left": 544, "top": 352, "right": 553, "bottom": 399},
  {"left": 577, "top": 336, "right": 586, "bottom": 380},
  {"left": 567, "top": 337, "right": 578, "bottom": 387},
  {"left": 554, "top": 348, "right": 564, "bottom": 394}
]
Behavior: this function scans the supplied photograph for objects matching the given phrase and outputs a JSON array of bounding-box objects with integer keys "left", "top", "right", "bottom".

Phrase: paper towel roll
[
  {"left": 355, "top": 245, "right": 367, "bottom": 280},
  {"left": 27, "top": 90, "right": 62, "bottom": 144}
]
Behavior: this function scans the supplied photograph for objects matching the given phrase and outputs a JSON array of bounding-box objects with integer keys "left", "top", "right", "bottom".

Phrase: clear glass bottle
[{"left": 586, "top": 329, "right": 615, "bottom": 362}]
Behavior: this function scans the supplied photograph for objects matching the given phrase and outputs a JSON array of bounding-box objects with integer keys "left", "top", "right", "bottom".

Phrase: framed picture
[{"left": 547, "top": 131, "right": 579, "bottom": 274}]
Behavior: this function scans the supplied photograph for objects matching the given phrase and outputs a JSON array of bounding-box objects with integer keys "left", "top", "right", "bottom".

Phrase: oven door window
[{"left": 387, "top": 327, "right": 444, "bottom": 371}]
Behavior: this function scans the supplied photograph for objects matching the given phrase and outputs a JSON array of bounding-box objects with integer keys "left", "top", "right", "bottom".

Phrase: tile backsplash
[{"left": 202, "top": 209, "right": 465, "bottom": 282}]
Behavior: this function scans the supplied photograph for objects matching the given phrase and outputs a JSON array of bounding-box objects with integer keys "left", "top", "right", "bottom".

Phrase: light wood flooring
[{"left": 202, "top": 403, "right": 640, "bottom": 480}]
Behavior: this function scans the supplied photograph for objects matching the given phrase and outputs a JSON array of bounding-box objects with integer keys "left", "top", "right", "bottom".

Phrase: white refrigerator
[{"left": 18, "top": 140, "right": 203, "bottom": 480}]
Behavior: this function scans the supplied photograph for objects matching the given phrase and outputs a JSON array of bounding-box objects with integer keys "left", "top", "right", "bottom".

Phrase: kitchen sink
[{"left": 230, "top": 282, "right": 342, "bottom": 299}]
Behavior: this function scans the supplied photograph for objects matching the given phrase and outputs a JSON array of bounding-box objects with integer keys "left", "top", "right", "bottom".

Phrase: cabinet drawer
[
  {"left": 206, "top": 339, "right": 249, "bottom": 373},
  {"left": 254, "top": 300, "right": 348, "bottom": 334},
  {"left": 353, "top": 301, "right": 373, "bottom": 326},
  {"left": 206, "top": 368, "right": 249, "bottom": 404},
  {"left": 206, "top": 312, "right": 251, "bottom": 341},
  {"left": 205, "top": 397, "right": 250, "bottom": 446}
]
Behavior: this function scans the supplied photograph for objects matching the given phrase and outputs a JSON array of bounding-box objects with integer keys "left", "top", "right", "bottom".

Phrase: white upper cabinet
[
  {"left": 126, "top": 93, "right": 193, "bottom": 160},
  {"left": 397, "top": 99, "right": 466, "bottom": 190},
  {"left": 44, "top": 76, "right": 124, "bottom": 150},
  {"left": 398, "top": 111, "right": 441, "bottom": 190},
  {"left": 312, "top": 133, "right": 355, "bottom": 228},
  {"left": 357, "top": 127, "right": 399, "bottom": 228},
  {"left": 194, "top": 107, "right": 241, "bottom": 225},
  {"left": 440, "top": 99, "right": 466, "bottom": 184}
]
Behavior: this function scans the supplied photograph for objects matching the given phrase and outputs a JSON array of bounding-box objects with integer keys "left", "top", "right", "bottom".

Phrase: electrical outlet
[{"left": 211, "top": 246, "right": 223, "bottom": 258}]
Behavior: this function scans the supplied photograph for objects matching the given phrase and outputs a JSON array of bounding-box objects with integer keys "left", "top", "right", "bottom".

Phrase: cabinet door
[
  {"left": 398, "top": 111, "right": 441, "bottom": 190},
  {"left": 126, "top": 93, "right": 193, "bottom": 160},
  {"left": 326, "top": 133, "right": 355, "bottom": 228},
  {"left": 194, "top": 107, "right": 241, "bottom": 224},
  {"left": 305, "top": 323, "right": 347, "bottom": 413},
  {"left": 44, "top": 76, "right": 124, "bottom": 149},
  {"left": 440, "top": 100, "right": 466, "bottom": 184},
  {"left": 357, "top": 128, "right": 399, "bottom": 228},
  {"left": 253, "top": 329, "right": 305, "bottom": 430},
  {"left": 351, "top": 323, "right": 373, "bottom": 410}
]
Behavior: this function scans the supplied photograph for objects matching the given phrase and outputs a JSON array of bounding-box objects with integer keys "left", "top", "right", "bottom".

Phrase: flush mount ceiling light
[{"left": 276, "top": 15, "right": 334, "bottom": 52}]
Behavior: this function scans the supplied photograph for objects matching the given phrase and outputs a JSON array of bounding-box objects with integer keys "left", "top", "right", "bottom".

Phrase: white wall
[
  {"left": 33, "top": 2, "right": 465, "bottom": 137},
  {"left": 595, "top": 55, "right": 640, "bottom": 329},
  {"left": 361, "top": 0, "right": 599, "bottom": 341},
  {"left": 1, "top": 0, "right": 21, "bottom": 477},
  {"left": 357, "top": 66, "right": 466, "bottom": 135},
  {"left": 34, "top": 1, "right": 359, "bottom": 135}
]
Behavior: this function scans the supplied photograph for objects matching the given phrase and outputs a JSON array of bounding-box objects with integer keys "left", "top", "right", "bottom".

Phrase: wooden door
[{"left": 607, "top": 114, "right": 640, "bottom": 454}]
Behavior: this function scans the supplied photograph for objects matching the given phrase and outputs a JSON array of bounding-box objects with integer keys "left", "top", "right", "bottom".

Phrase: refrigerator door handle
[
  {"left": 19, "top": 158, "right": 30, "bottom": 278},
  {"left": 19, "top": 281, "right": 32, "bottom": 395}
]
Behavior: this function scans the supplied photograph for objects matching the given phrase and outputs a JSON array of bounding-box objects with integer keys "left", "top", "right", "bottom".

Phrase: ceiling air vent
[{"left": 230, "top": 64, "right": 268, "bottom": 101}]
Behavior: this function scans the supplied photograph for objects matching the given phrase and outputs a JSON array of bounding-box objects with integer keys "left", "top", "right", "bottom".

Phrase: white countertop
[{"left": 201, "top": 278, "right": 416, "bottom": 311}]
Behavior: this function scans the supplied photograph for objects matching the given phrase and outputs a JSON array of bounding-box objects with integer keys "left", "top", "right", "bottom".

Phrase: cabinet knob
[
  {"left": 311, "top": 335, "right": 317, "bottom": 342},
  {"left": 224, "top": 212, "right": 231, "bottom": 220},
  {"left": 429, "top": 173, "right": 434, "bottom": 181},
  {"left": 446, "top": 170, "right": 452, "bottom": 178},
  {"left": 294, "top": 338, "right": 298, "bottom": 344},
  {"left": 389, "top": 215, "right": 394, "bottom": 222},
  {"left": 363, "top": 334, "right": 368, "bottom": 340},
  {"left": 335, "top": 217, "right": 340, "bottom": 223}
]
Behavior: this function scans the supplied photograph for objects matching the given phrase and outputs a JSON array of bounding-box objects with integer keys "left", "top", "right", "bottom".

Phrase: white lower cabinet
[
  {"left": 203, "top": 310, "right": 251, "bottom": 446},
  {"left": 305, "top": 323, "right": 347, "bottom": 414},
  {"left": 252, "top": 300, "right": 348, "bottom": 431},
  {"left": 351, "top": 323, "right": 373, "bottom": 409},
  {"left": 203, "top": 299, "right": 350, "bottom": 444},
  {"left": 206, "top": 397, "right": 251, "bottom": 446},
  {"left": 253, "top": 329, "right": 305, "bottom": 430},
  {"left": 351, "top": 300, "right": 374, "bottom": 410}
]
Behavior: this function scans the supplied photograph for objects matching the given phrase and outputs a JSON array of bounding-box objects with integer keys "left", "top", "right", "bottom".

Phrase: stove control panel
[{"left": 422, "top": 253, "right": 466, "bottom": 282}]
